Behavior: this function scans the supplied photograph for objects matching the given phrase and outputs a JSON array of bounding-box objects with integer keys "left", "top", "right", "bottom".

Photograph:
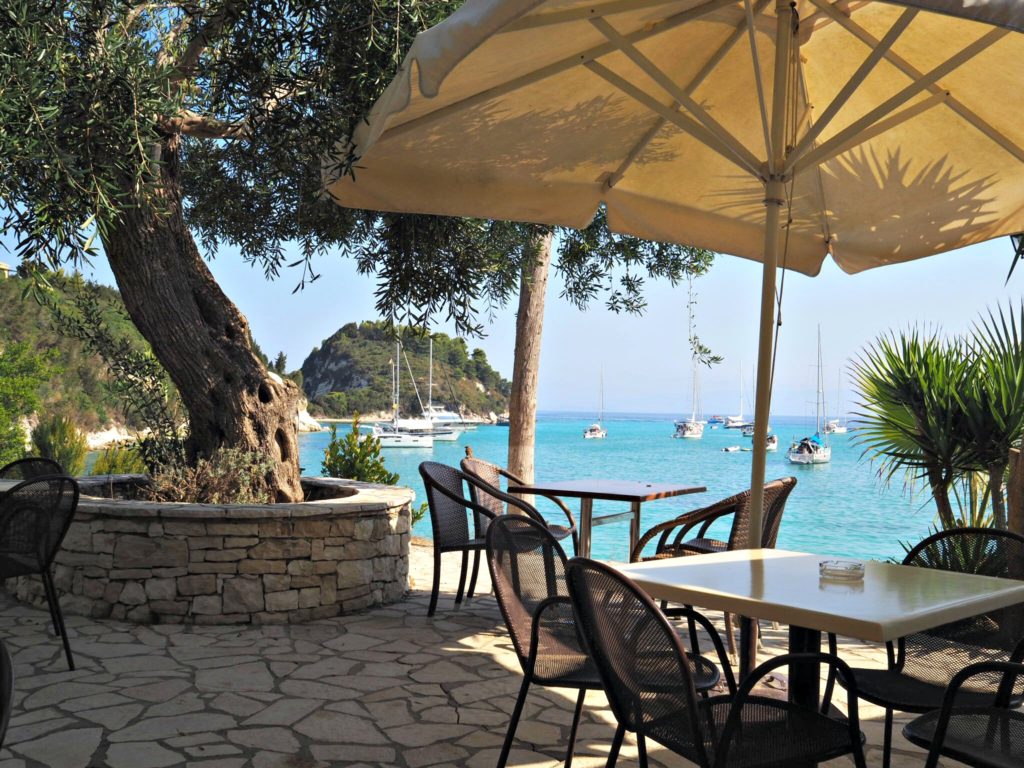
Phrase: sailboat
[
  {"left": 392, "top": 340, "right": 458, "bottom": 441},
  {"left": 374, "top": 343, "right": 433, "bottom": 448},
  {"left": 724, "top": 368, "right": 752, "bottom": 429},
  {"left": 788, "top": 328, "right": 831, "bottom": 465},
  {"left": 824, "top": 372, "right": 849, "bottom": 434},
  {"left": 583, "top": 370, "right": 607, "bottom": 439},
  {"left": 673, "top": 329, "right": 704, "bottom": 439}
]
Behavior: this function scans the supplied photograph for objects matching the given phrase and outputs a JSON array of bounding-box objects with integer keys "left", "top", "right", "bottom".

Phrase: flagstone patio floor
[{"left": 0, "top": 540, "right": 950, "bottom": 767}]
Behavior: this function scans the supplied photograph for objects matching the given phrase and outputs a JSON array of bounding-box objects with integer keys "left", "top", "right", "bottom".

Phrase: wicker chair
[
  {"left": 630, "top": 477, "right": 797, "bottom": 656},
  {"left": 487, "top": 516, "right": 732, "bottom": 768},
  {"left": 566, "top": 557, "right": 866, "bottom": 768},
  {"left": 461, "top": 455, "right": 578, "bottom": 552},
  {"left": 0, "top": 475, "right": 80, "bottom": 669},
  {"left": 0, "top": 639, "right": 11, "bottom": 749},
  {"left": 903, "top": 660, "right": 1024, "bottom": 768},
  {"left": 0, "top": 457, "right": 64, "bottom": 481},
  {"left": 830, "top": 528, "right": 1024, "bottom": 768}
]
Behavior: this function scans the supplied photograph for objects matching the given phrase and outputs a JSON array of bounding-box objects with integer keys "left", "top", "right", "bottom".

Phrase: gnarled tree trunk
[
  {"left": 102, "top": 135, "right": 303, "bottom": 502},
  {"left": 507, "top": 233, "right": 552, "bottom": 484}
]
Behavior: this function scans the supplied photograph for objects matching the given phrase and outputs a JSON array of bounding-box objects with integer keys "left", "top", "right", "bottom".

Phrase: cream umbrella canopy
[{"left": 326, "top": 0, "right": 1024, "bottom": 548}]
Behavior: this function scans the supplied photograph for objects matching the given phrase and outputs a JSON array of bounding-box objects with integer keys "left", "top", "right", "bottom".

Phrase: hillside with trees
[
  {"left": 302, "top": 322, "right": 510, "bottom": 419},
  {"left": 0, "top": 272, "right": 152, "bottom": 432}
]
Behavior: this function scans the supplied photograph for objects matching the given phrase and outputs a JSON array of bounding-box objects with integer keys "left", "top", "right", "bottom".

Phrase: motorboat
[
  {"left": 707, "top": 415, "right": 724, "bottom": 424},
  {"left": 722, "top": 445, "right": 741, "bottom": 453},
  {"left": 766, "top": 434, "right": 779, "bottom": 452},
  {"left": 742, "top": 424, "right": 771, "bottom": 438},
  {"left": 824, "top": 418, "right": 848, "bottom": 434},
  {"left": 372, "top": 423, "right": 433, "bottom": 448}
]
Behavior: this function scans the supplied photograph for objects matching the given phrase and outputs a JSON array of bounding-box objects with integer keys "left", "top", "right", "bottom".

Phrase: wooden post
[{"left": 1007, "top": 448, "right": 1024, "bottom": 538}]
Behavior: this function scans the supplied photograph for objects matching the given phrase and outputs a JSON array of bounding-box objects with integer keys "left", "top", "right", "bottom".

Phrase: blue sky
[{"left": 63, "top": 233, "right": 1022, "bottom": 418}]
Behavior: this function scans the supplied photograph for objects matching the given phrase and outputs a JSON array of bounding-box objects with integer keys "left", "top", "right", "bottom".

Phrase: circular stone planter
[{"left": 5, "top": 474, "right": 413, "bottom": 624}]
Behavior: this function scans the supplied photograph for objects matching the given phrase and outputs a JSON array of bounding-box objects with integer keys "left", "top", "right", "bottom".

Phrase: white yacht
[
  {"left": 824, "top": 418, "right": 848, "bottom": 435},
  {"left": 788, "top": 328, "right": 832, "bottom": 465},
  {"left": 673, "top": 344, "right": 704, "bottom": 439},
  {"left": 372, "top": 423, "right": 433, "bottom": 448}
]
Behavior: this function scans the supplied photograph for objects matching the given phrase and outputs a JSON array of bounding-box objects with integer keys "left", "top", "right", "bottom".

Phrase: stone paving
[{"left": 0, "top": 541, "right": 950, "bottom": 767}]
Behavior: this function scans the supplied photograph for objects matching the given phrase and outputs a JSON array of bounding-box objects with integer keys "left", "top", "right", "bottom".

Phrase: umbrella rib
[
  {"left": 793, "top": 91, "right": 948, "bottom": 175},
  {"left": 381, "top": 0, "right": 737, "bottom": 143},
  {"left": 603, "top": 1, "right": 766, "bottom": 189},
  {"left": 589, "top": 17, "right": 764, "bottom": 177},
  {"left": 584, "top": 60, "right": 762, "bottom": 177},
  {"left": 506, "top": 0, "right": 717, "bottom": 32},
  {"left": 788, "top": 7, "right": 917, "bottom": 166},
  {"left": 785, "top": 27, "right": 1007, "bottom": 176},
  {"left": 743, "top": 0, "right": 774, "bottom": 173},
  {"left": 805, "top": 0, "right": 1024, "bottom": 164}
]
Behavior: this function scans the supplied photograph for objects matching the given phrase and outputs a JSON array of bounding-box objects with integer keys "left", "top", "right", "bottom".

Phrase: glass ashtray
[{"left": 819, "top": 559, "right": 865, "bottom": 581}]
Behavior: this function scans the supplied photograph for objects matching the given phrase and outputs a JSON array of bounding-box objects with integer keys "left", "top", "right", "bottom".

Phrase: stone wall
[{"left": 6, "top": 476, "right": 413, "bottom": 624}]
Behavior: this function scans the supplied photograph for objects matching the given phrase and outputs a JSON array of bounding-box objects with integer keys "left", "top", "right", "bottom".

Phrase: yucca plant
[
  {"left": 852, "top": 330, "right": 973, "bottom": 531},
  {"left": 957, "top": 304, "right": 1024, "bottom": 528}
]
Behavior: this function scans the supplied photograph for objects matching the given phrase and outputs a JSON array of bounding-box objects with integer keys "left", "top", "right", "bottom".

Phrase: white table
[
  {"left": 0, "top": 479, "right": 16, "bottom": 495},
  {"left": 617, "top": 549, "right": 1024, "bottom": 766}
]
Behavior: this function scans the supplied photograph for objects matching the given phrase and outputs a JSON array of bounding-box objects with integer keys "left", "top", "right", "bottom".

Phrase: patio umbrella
[{"left": 326, "top": 0, "right": 1024, "bottom": 548}]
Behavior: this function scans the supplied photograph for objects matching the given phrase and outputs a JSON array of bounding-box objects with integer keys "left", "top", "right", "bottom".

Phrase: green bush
[
  {"left": 0, "top": 340, "right": 53, "bottom": 465},
  {"left": 145, "top": 448, "right": 274, "bottom": 504},
  {"left": 92, "top": 443, "right": 147, "bottom": 475},
  {"left": 322, "top": 416, "right": 399, "bottom": 485},
  {"left": 31, "top": 414, "right": 88, "bottom": 475}
]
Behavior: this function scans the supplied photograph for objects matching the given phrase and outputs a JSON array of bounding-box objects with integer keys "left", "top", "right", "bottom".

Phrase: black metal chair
[
  {"left": 0, "top": 638, "right": 12, "bottom": 749},
  {"left": 566, "top": 556, "right": 867, "bottom": 768},
  {"left": 903, "top": 660, "right": 1024, "bottom": 768},
  {"left": 420, "top": 461, "right": 519, "bottom": 616},
  {"left": 461, "top": 455, "right": 578, "bottom": 552},
  {"left": 830, "top": 527, "right": 1024, "bottom": 768},
  {"left": 0, "top": 457, "right": 64, "bottom": 481},
  {"left": 630, "top": 477, "right": 797, "bottom": 657},
  {"left": 0, "top": 475, "right": 79, "bottom": 669},
  {"left": 487, "top": 516, "right": 733, "bottom": 768}
]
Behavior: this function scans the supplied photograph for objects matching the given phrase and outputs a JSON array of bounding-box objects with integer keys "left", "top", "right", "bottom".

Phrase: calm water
[{"left": 298, "top": 413, "right": 937, "bottom": 562}]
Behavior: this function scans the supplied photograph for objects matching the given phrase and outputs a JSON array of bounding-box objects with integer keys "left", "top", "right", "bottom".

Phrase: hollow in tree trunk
[
  {"left": 101, "top": 135, "right": 303, "bottom": 502},
  {"left": 507, "top": 233, "right": 552, "bottom": 485}
]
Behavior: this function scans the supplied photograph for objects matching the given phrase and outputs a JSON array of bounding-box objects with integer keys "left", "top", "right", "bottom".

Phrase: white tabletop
[
  {"left": 0, "top": 479, "right": 16, "bottom": 493},
  {"left": 616, "top": 549, "right": 1024, "bottom": 642}
]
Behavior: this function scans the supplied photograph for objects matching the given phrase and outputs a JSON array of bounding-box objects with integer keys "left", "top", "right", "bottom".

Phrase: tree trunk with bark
[
  {"left": 1008, "top": 449, "right": 1024, "bottom": 539},
  {"left": 507, "top": 233, "right": 552, "bottom": 484},
  {"left": 989, "top": 462, "right": 1008, "bottom": 529},
  {"left": 927, "top": 467, "right": 956, "bottom": 530},
  {"left": 102, "top": 135, "right": 303, "bottom": 502}
]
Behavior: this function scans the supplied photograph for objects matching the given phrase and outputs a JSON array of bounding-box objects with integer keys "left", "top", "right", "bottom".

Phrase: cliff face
[{"left": 300, "top": 321, "right": 510, "bottom": 419}]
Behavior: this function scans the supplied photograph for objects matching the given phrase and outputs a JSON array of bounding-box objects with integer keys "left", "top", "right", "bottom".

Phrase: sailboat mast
[
  {"left": 428, "top": 337, "right": 433, "bottom": 416},
  {"left": 393, "top": 342, "right": 400, "bottom": 422},
  {"left": 816, "top": 327, "right": 824, "bottom": 435}
]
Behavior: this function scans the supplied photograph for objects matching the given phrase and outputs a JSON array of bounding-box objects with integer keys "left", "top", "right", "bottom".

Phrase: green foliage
[
  {"left": 322, "top": 418, "right": 399, "bottom": 485},
  {"left": 304, "top": 322, "right": 511, "bottom": 418},
  {"left": 145, "top": 448, "right": 275, "bottom": 505},
  {"left": 853, "top": 303, "right": 1024, "bottom": 532},
  {"left": 92, "top": 443, "right": 147, "bottom": 475},
  {"left": 0, "top": 340, "right": 54, "bottom": 466},
  {"left": 43, "top": 275, "right": 186, "bottom": 471},
  {"left": 31, "top": 415, "right": 88, "bottom": 476},
  {"left": 0, "top": 274, "right": 132, "bottom": 431}
]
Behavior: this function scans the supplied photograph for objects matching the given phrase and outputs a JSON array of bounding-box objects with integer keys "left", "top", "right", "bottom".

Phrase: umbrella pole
[{"left": 748, "top": 0, "right": 794, "bottom": 550}]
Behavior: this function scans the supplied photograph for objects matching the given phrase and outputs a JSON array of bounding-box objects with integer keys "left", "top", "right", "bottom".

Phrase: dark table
[{"left": 506, "top": 479, "right": 705, "bottom": 558}]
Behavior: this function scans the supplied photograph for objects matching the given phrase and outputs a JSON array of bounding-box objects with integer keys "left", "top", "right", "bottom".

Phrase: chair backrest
[
  {"left": 0, "top": 638, "right": 12, "bottom": 749},
  {"left": 0, "top": 457, "right": 64, "bottom": 481},
  {"left": 900, "top": 527, "right": 1024, "bottom": 684},
  {"left": 460, "top": 456, "right": 505, "bottom": 532},
  {"left": 418, "top": 462, "right": 473, "bottom": 548},
  {"left": 760, "top": 476, "right": 797, "bottom": 548},
  {"left": 486, "top": 515, "right": 569, "bottom": 666},
  {"left": 566, "top": 557, "right": 709, "bottom": 765},
  {"left": 0, "top": 475, "right": 79, "bottom": 575}
]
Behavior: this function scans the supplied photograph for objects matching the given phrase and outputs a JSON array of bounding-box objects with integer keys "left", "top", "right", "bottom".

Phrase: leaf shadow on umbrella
[{"left": 371, "top": 94, "right": 682, "bottom": 182}]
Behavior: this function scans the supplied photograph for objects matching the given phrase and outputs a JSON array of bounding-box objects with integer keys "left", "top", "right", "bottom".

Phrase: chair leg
[
  {"left": 497, "top": 675, "right": 532, "bottom": 768},
  {"left": 41, "top": 569, "right": 74, "bottom": 670},
  {"left": 564, "top": 688, "right": 586, "bottom": 768},
  {"left": 454, "top": 550, "right": 470, "bottom": 605},
  {"left": 882, "top": 707, "right": 893, "bottom": 768},
  {"left": 725, "top": 611, "right": 737, "bottom": 659},
  {"left": 637, "top": 732, "right": 648, "bottom": 768},
  {"left": 466, "top": 549, "right": 481, "bottom": 600},
  {"left": 40, "top": 575, "right": 61, "bottom": 637},
  {"left": 428, "top": 548, "right": 442, "bottom": 617},
  {"left": 605, "top": 724, "right": 625, "bottom": 768}
]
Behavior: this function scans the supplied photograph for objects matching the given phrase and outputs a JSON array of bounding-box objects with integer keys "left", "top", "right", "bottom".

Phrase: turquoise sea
[{"left": 298, "top": 413, "right": 937, "bottom": 563}]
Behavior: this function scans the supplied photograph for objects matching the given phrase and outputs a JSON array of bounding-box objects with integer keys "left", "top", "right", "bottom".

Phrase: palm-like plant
[
  {"left": 957, "top": 305, "right": 1024, "bottom": 528},
  {"left": 852, "top": 330, "right": 973, "bottom": 531}
]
